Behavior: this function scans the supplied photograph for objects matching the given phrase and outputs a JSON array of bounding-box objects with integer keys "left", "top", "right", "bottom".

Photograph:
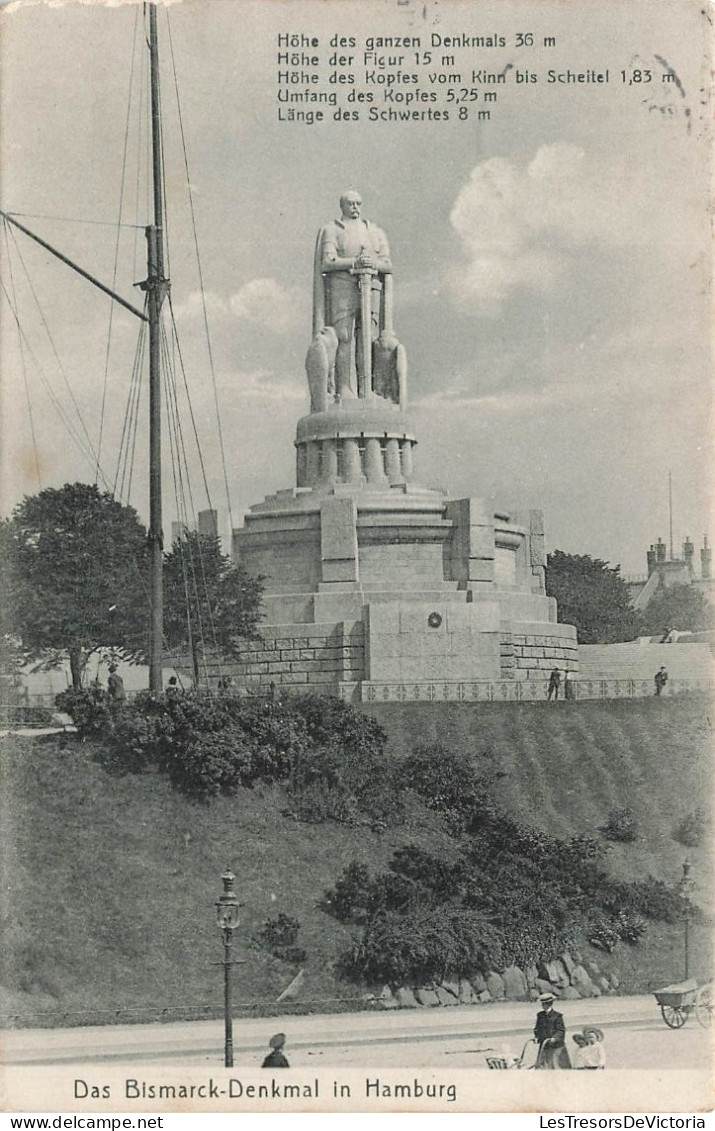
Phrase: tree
[
  {"left": 162, "top": 530, "right": 264, "bottom": 682},
  {"left": 638, "top": 582, "right": 713, "bottom": 636},
  {"left": 545, "top": 550, "right": 641, "bottom": 643},
  {"left": 3, "top": 483, "right": 150, "bottom": 687}
]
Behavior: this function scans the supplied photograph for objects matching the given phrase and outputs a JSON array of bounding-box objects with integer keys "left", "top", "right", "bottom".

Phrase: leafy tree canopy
[
  {"left": 162, "top": 530, "right": 264, "bottom": 681},
  {"left": 3, "top": 482, "right": 150, "bottom": 686},
  {"left": 546, "top": 550, "right": 640, "bottom": 644},
  {"left": 639, "top": 582, "right": 713, "bottom": 637}
]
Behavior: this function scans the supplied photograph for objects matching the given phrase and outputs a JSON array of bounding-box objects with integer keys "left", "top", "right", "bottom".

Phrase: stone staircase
[{"left": 577, "top": 642, "right": 714, "bottom": 684}]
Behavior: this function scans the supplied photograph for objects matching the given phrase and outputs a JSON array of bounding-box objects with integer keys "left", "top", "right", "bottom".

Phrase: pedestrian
[
  {"left": 262, "top": 1032, "right": 289, "bottom": 1068},
  {"left": 564, "top": 672, "right": 575, "bottom": 700},
  {"left": 107, "top": 664, "right": 126, "bottom": 706},
  {"left": 572, "top": 1027, "right": 606, "bottom": 1069},
  {"left": 165, "top": 675, "right": 182, "bottom": 700},
  {"left": 654, "top": 666, "right": 668, "bottom": 696},
  {"left": 547, "top": 667, "right": 561, "bottom": 701},
  {"left": 534, "top": 992, "right": 571, "bottom": 1069}
]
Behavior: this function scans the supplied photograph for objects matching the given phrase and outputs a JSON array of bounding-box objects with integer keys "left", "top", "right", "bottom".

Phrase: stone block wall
[
  {"left": 203, "top": 621, "right": 365, "bottom": 692},
  {"left": 509, "top": 628, "right": 579, "bottom": 678}
]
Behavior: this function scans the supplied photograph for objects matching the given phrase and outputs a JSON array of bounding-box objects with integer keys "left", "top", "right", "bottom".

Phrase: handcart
[{"left": 652, "top": 978, "right": 712, "bottom": 1029}]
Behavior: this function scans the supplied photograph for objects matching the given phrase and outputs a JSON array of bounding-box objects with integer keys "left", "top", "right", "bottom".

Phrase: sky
[{"left": 0, "top": 0, "right": 711, "bottom": 575}]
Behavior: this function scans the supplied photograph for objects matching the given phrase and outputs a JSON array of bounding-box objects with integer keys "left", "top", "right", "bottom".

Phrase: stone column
[
  {"left": 296, "top": 444, "right": 307, "bottom": 488},
  {"left": 305, "top": 441, "right": 320, "bottom": 486},
  {"left": 385, "top": 437, "right": 403, "bottom": 483},
  {"left": 342, "top": 438, "right": 362, "bottom": 483},
  {"left": 365, "top": 437, "right": 387, "bottom": 484},
  {"left": 401, "top": 440, "right": 414, "bottom": 480},
  {"left": 322, "top": 438, "right": 338, "bottom": 484}
]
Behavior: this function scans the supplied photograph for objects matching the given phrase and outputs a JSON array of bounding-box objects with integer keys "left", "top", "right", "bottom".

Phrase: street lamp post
[
  {"left": 678, "top": 858, "right": 693, "bottom": 980},
  {"left": 215, "top": 869, "right": 240, "bottom": 1068}
]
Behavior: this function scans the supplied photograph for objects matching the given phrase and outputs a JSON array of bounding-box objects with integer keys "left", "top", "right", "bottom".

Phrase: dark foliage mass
[
  {"left": 546, "top": 550, "right": 640, "bottom": 643},
  {"left": 62, "top": 688, "right": 396, "bottom": 824},
  {"left": 162, "top": 531, "right": 264, "bottom": 682},
  {"left": 52, "top": 682, "right": 700, "bottom": 991},
  {"left": 324, "top": 768, "right": 697, "bottom": 985},
  {"left": 2, "top": 484, "right": 150, "bottom": 687},
  {"left": 638, "top": 583, "right": 713, "bottom": 636}
]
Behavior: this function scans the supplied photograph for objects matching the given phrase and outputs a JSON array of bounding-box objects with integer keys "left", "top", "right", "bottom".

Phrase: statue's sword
[{"left": 355, "top": 256, "right": 377, "bottom": 399}]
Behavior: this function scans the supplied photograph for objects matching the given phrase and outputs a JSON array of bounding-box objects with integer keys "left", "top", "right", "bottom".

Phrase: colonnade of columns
[{"left": 296, "top": 435, "right": 416, "bottom": 489}]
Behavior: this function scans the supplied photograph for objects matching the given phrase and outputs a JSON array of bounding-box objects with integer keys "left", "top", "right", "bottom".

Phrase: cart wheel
[
  {"left": 661, "top": 1003, "right": 688, "bottom": 1028},
  {"left": 695, "top": 985, "right": 712, "bottom": 1029}
]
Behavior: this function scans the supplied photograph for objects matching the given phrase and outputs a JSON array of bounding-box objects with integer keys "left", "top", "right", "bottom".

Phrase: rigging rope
[
  {"left": 3, "top": 213, "right": 143, "bottom": 230},
  {"left": 5, "top": 223, "right": 103, "bottom": 473},
  {"left": 166, "top": 9, "right": 235, "bottom": 536},
  {"left": 0, "top": 274, "right": 108, "bottom": 485},
  {"left": 2, "top": 223, "right": 41, "bottom": 489},
  {"left": 97, "top": 2, "right": 142, "bottom": 484}
]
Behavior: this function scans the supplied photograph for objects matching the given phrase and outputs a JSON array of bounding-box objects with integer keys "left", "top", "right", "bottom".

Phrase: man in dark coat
[
  {"left": 534, "top": 992, "right": 571, "bottom": 1069},
  {"left": 547, "top": 668, "right": 561, "bottom": 701},
  {"left": 262, "top": 1032, "right": 289, "bottom": 1068}
]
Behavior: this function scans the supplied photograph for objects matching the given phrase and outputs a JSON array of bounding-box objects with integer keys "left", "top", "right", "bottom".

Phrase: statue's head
[{"left": 339, "top": 190, "right": 362, "bottom": 220}]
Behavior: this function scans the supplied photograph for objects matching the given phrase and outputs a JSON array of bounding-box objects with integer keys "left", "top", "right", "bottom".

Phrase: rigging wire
[
  {"left": 161, "top": 321, "right": 216, "bottom": 688},
  {"left": 2, "top": 223, "right": 42, "bottom": 489},
  {"left": 113, "top": 312, "right": 147, "bottom": 502},
  {"left": 166, "top": 9, "right": 235, "bottom": 536},
  {"left": 0, "top": 273, "right": 110, "bottom": 486},
  {"left": 5, "top": 222, "right": 102, "bottom": 470},
  {"left": 96, "top": 2, "right": 142, "bottom": 483},
  {"left": 3, "top": 213, "right": 144, "bottom": 230}
]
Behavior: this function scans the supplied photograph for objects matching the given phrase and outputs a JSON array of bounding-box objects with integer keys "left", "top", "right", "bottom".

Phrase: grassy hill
[{"left": 1, "top": 697, "right": 711, "bottom": 1026}]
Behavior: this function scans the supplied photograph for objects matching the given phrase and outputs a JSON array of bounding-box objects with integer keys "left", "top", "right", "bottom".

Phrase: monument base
[{"left": 227, "top": 478, "right": 578, "bottom": 699}]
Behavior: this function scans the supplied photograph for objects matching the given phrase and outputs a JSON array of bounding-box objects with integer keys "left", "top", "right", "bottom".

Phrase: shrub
[
  {"left": 401, "top": 742, "right": 497, "bottom": 821},
  {"left": 587, "top": 910, "right": 621, "bottom": 953},
  {"left": 256, "top": 913, "right": 306, "bottom": 964},
  {"left": 603, "top": 806, "right": 639, "bottom": 843},
  {"left": 55, "top": 686, "right": 113, "bottom": 735},
  {"left": 323, "top": 863, "right": 381, "bottom": 924},
  {"left": 339, "top": 907, "right": 503, "bottom": 986},
  {"left": 674, "top": 808, "right": 707, "bottom": 848},
  {"left": 615, "top": 910, "right": 647, "bottom": 945}
]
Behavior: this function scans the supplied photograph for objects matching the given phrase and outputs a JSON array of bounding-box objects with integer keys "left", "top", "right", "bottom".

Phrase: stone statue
[{"left": 307, "top": 190, "right": 406, "bottom": 412}]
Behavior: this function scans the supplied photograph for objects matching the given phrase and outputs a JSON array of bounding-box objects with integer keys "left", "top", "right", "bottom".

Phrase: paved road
[{"left": 3, "top": 995, "right": 711, "bottom": 1072}]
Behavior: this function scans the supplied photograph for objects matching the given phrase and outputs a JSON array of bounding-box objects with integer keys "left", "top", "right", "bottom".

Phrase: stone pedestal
[{"left": 230, "top": 393, "right": 577, "bottom": 698}]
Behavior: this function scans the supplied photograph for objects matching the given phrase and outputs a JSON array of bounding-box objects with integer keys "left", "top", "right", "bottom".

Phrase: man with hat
[
  {"left": 534, "top": 992, "right": 571, "bottom": 1069},
  {"left": 262, "top": 1032, "right": 289, "bottom": 1068}
]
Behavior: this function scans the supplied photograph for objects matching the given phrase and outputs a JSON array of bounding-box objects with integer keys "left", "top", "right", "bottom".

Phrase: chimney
[
  {"left": 683, "top": 537, "right": 694, "bottom": 572},
  {"left": 646, "top": 545, "right": 656, "bottom": 575},
  {"left": 656, "top": 536, "right": 667, "bottom": 564},
  {"left": 701, "top": 536, "right": 711, "bottom": 581},
  {"left": 198, "top": 509, "right": 219, "bottom": 540}
]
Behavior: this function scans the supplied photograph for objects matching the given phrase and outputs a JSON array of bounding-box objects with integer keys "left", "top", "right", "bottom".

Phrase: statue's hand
[{"left": 355, "top": 250, "right": 377, "bottom": 271}]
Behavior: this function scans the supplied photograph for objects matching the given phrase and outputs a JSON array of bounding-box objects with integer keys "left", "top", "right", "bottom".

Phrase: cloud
[
  {"left": 448, "top": 144, "right": 592, "bottom": 314},
  {"left": 447, "top": 140, "right": 696, "bottom": 317},
  {"left": 229, "top": 278, "right": 299, "bottom": 333}
]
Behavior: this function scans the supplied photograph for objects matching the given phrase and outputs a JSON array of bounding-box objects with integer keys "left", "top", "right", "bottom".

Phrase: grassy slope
[{"left": 1, "top": 698, "right": 711, "bottom": 1023}]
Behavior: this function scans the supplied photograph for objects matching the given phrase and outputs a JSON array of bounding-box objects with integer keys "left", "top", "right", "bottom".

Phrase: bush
[
  {"left": 674, "top": 808, "right": 707, "bottom": 848},
  {"left": 256, "top": 914, "right": 306, "bottom": 964},
  {"left": 603, "top": 806, "right": 639, "bottom": 843},
  {"left": 339, "top": 907, "right": 503, "bottom": 986},
  {"left": 615, "top": 910, "right": 647, "bottom": 945},
  {"left": 323, "top": 863, "right": 377, "bottom": 924},
  {"left": 401, "top": 742, "right": 498, "bottom": 824},
  {"left": 587, "top": 910, "right": 621, "bottom": 953},
  {"left": 55, "top": 686, "right": 113, "bottom": 735}
]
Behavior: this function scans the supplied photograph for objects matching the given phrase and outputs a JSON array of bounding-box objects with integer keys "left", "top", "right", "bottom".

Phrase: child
[{"left": 572, "top": 1026, "right": 606, "bottom": 1069}]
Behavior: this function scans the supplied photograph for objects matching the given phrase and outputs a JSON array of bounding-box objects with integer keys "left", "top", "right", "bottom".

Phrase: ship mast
[
  {"left": 144, "top": 1, "right": 169, "bottom": 694},
  {"left": 2, "top": 3, "right": 169, "bottom": 694}
]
